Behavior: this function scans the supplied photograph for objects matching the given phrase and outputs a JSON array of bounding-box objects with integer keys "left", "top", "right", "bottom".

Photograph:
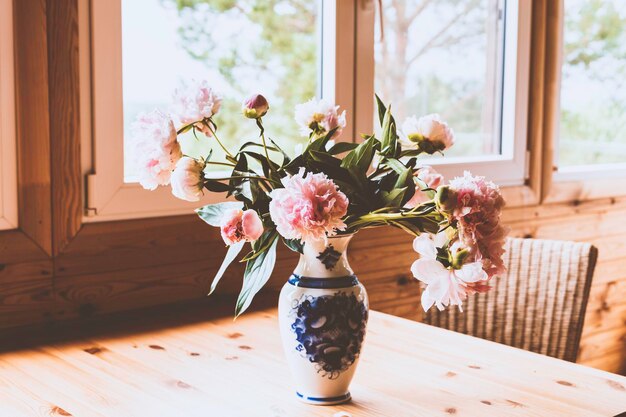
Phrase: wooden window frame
[
  {"left": 538, "top": 0, "right": 626, "bottom": 203},
  {"left": 0, "top": 0, "right": 17, "bottom": 230}
]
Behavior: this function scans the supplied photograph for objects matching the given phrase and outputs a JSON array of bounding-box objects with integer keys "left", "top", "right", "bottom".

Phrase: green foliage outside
[
  {"left": 164, "top": 0, "right": 318, "bottom": 165},
  {"left": 560, "top": 0, "right": 626, "bottom": 166}
]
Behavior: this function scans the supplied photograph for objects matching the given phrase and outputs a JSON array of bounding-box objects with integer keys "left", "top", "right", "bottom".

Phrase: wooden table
[{"left": 0, "top": 306, "right": 625, "bottom": 416}]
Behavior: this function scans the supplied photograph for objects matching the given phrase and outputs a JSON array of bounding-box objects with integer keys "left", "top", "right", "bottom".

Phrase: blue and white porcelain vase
[{"left": 278, "top": 234, "right": 369, "bottom": 405}]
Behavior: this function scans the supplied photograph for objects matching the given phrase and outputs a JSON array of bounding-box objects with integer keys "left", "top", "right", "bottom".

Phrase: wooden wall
[{"left": 1, "top": 196, "right": 625, "bottom": 375}]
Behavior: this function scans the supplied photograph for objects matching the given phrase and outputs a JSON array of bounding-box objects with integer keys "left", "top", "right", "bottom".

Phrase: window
[
  {"left": 367, "top": 0, "right": 531, "bottom": 185},
  {"left": 121, "top": 0, "right": 321, "bottom": 180},
  {"left": 0, "top": 0, "right": 17, "bottom": 230},
  {"left": 86, "top": 0, "right": 530, "bottom": 221},
  {"left": 557, "top": 0, "right": 626, "bottom": 173},
  {"left": 86, "top": 0, "right": 325, "bottom": 221}
]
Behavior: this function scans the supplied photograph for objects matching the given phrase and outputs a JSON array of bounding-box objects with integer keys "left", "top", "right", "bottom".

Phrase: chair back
[{"left": 423, "top": 237, "right": 598, "bottom": 362}]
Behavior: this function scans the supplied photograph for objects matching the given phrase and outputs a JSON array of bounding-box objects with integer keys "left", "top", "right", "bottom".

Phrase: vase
[{"left": 278, "top": 234, "right": 369, "bottom": 405}]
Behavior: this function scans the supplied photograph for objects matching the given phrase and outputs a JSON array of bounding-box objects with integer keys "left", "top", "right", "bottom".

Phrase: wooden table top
[{"left": 0, "top": 306, "right": 625, "bottom": 417}]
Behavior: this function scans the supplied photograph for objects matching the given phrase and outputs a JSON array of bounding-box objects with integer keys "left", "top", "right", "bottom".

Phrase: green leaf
[
  {"left": 399, "top": 149, "right": 422, "bottom": 158},
  {"left": 196, "top": 202, "right": 243, "bottom": 227},
  {"left": 283, "top": 238, "right": 304, "bottom": 254},
  {"left": 379, "top": 105, "right": 398, "bottom": 157},
  {"left": 177, "top": 123, "right": 194, "bottom": 134},
  {"left": 382, "top": 157, "right": 407, "bottom": 175},
  {"left": 381, "top": 157, "right": 414, "bottom": 206},
  {"left": 204, "top": 179, "right": 230, "bottom": 193},
  {"left": 268, "top": 138, "right": 291, "bottom": 166},
  {"left": 208, "top": 240, "right": 245, "bottom": 295},
  {"left": 238, "top": 141, "right": 279, "bottom": 153},
  {"left": 229, "top": 154, "right": 253, "bottom": 203},
  {"left": 380, "top": 187, "right": 407, "bottom": 207},
  {"left": 328, "top": 141, "right": 359, "bottom": 155},
  {"left": 306, "top": 127, "right": 338, "bottom": 153},
  {"left": 309, "top": 150, "right": 342, "bottom": 168},
  {"left": 340, "top": 135, "right": 378, "bottom": 174},
  {"left": 241, "top": 151, "right": 278, "bottom": 179},
  {"left": 235, "top": 236, "right": 279, "bottom": 317},
  {"left": 375, "top": 94, "right": 387, "bottom": 126},
  {"left": 241, "top": 229, "right": 278, "bottom": 262},
  {"left": 283, "top": 154, "right": 305, "bottom": 175}
]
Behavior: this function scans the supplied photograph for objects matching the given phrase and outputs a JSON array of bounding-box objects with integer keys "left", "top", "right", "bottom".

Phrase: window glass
[
  {"left": 0, "top": 0, "right": 17, "bottom": 229},
  {"left": 374, "top": 0, "right": 506, "bottom": 159},
  {"left": 122, "top": 0, "right": 320, "bottom": 180},
  {"left": 559, "top": 0, "right": 626, "bottom": 167}
]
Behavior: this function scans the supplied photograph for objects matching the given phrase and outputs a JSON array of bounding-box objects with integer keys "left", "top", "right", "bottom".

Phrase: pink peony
[
  {"left": 294, "top": 98, "right": 346, "bottom": 140},
  {"left": 400, "top": 114, "right": 455, "bottom": 153},
  {"left": 171, "top": 80, "right": 221, "bottom": 135},
  {"left": 444, "top": 171, "right": 508, "bottom": 278},
  {"left": 220, "top": 209, "right": 264, "bottom": 245},
  {"left": 405, "top": 165, "right": 444, "bottom": 208},
  {"left": 411, "top": 234, "right": 488, "bottom": 311},
  {"left": 269, "top": 168, "right": 349, "bottom": 242},
  {"left": 170, "top": 157, "right": 205, "bottom": 202},
  {"left": 130, "top": 110, "right": 182, "bottom": 190}
]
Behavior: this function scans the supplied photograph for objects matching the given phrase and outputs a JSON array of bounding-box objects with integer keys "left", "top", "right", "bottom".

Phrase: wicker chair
[{"left": 423, "top": 237, "right": 598, "bottom": 362}]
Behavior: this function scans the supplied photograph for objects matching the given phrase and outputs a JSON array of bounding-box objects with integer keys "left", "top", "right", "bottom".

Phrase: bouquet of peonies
[{"left": 131, "top": 80, "right": 508, "bottom": 316}]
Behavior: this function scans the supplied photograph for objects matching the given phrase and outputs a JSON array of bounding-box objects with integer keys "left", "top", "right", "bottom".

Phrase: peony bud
[
  {"left": 435, "top": 185, "right": 454, "bottom": 213},
  {"left": 170, "top": 157, "right": 205, "bottom": 202},
  {"left": 242, "top": 94, "right": 269, "bottom": 119},
  {"left": 450, "top": 241, "right": 471, "bottom": 269}
]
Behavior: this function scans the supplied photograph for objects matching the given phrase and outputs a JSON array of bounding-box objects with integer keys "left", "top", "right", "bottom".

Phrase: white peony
[
  {"left": 294, "top": 98, "right": 346, "bottom": 140},
  {"left": 130, "top": 109, "right": 182, "bottom": 190},
  {"left": 400, "top": 114, "right": 455, "bottom": 153},
  {"left": 171, "top": 80, "right": 221, "bottom": 135},
  {"left": 170, "top": 157, "right": 205, "bottom": 202}
]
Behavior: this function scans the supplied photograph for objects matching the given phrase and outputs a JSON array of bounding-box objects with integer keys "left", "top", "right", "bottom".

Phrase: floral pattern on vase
[{"left": 290, "top": 292, "right": 368, "bottom": 379}]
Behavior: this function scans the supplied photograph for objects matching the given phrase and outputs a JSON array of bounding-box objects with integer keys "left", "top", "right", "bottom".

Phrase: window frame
[
  {"left": 0, "top": 0, "right": 18, "bottom": 230},
  {"left": 551, "top": 0, "right": 626, "bottom": 183},
  {"left": 355, "top": 0, "right": 532, "bottom": 188},
  {"left": 540, "top": 0, "right": 626, "bottom": 203}
]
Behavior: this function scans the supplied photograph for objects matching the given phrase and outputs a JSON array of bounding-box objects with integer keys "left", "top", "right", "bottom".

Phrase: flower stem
[
  {"left": 208, "top": 175, "right": 273, "bottom": 182},
  {"left": 177, "top": 118, "right": 236, "bottom": 161},
  {"left": 202, "top": 119, "right": 234, "bottom": 159},
  {"left": 205, "top": 161, "right": 236, "bottom": 168},
  {"left": 256, "top": 118, "right": 273, "bottom": 171}
]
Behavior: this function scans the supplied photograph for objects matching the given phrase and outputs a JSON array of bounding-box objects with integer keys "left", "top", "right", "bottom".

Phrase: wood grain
[
  {"left": 0, "top": 306, "right": 624, "bottom": 417},
  {"left": 0, "top": 259, "right": 54, "bottom": 329},
  {"left": 12, "top": 0, "right": 53, "bottom": 255},
  {"left": 47, "top": 0, "right": 83, "bottom": 254}
]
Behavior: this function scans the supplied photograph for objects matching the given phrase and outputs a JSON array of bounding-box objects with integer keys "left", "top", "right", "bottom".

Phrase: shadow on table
[{"left": 0, "top": 293, "right": 280, "bottom": 353}]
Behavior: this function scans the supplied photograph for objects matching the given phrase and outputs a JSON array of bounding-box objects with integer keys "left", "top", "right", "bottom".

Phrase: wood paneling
[
  {"left": 2, "top": 200, "right": 626, "bottom": 375},
  {"left": 0, "top": 259, "right": 54, "bottom": 329}
]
